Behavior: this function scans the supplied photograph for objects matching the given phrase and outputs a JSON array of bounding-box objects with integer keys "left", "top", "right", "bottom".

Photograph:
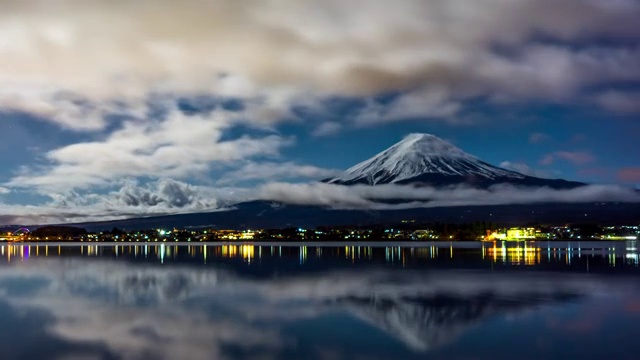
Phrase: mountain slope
[{"left": 325, "top": 133, "right": 584, "bottom": 189}]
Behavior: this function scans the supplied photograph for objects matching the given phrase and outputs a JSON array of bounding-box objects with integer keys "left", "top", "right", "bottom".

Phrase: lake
[{"left": 0, "top": 241, "right": 639, "bottom": 360}]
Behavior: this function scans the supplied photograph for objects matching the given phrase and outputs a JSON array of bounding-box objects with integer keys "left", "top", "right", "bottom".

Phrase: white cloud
[
  {"left": 6, "top": 109, "right": 293, "bottom": 191},
  {"left": 2, "top": 180, "right": 640, "bottom": 225},
  {"left": 0, "top": 186, "right": 9, "bottom": 194},
  {"left": 0, "top": 93, "right": 109, "bottom": 131},
  {"left": 259, "top": 182, "right": 373, "bottom": 208},
  {"left": 105, "top": 178, "right": 242, "bottom": 210},
  {"left": 0, "top": 179, "right": 254, "bottom": 225},
  {"left": 259, "top": 182, "right": 640, "bottom": 209},
  {"left": 0, "top": 0, "right": 638, "bottom": 129},
  {"left": 353, "top": 87, "right": 463, "bottom": 125}
]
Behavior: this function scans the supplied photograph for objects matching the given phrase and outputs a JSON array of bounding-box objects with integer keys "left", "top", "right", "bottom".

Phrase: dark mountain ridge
[{"left": 64, "top": 201, "right": 640, "bottom": 232}]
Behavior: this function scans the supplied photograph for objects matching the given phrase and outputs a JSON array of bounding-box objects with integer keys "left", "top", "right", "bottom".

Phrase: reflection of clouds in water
[
  {"left": 0, "top": 259, "right": 638, "bottom": 359},
  {"left": 0, "top": 261, "right": 285, "bottom": 360},
  {"left": 0, "top": 298, "right": 117, "bottom": 360}
]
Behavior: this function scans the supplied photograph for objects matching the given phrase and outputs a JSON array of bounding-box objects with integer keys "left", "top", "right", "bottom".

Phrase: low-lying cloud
[
  {"left": 3, "top": 181, "right": 639, "bottom": 225},
  {"left": 0, "top": 179, "right": 251, "bottom": 225},
  {"left": 259, "top": 182, "right": 640, "bottom": 210}
]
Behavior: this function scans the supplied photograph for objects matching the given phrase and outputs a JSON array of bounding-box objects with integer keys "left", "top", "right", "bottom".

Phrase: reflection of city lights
[
  {"left": 219, "top": 245, "right": 256, "bottom": 264},
  {"left": 0, "top": 243, "right": 635, "bottom": 272},
  {"left": 241, "top": 245, "right": 254, "bottom": 263},
  {"left": 486, "top": 244, "right": 539, "bottom": 265},
  {"left": 299, "top": 246, "right": 307, "bottom": 265},
  {"left": 221, "top": 245, "right": 237, "bottom": 257},
  {"left": 385, "top": 247, "right": 402, "bottom": 263}
]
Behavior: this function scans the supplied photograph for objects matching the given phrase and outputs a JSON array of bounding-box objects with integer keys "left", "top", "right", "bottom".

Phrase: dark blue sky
[{"left": 0, "top": 0, "right": 638, "bottom": 224}]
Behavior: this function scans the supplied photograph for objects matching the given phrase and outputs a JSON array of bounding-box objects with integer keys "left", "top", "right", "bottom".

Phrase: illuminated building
[
  {"left": 241, "top": 230, "right": 255, "bottom": 240},
  {"left": 602, "top": 235, "right": 638, "bottom": 240},
  {"left": 0, "top": 232, "right": 28, "bottom": 242},
  {"left": 506, "top": 228, "right": 536, "bottom": 240},
  {"left": 484, "top": 231, "right": 506, "bottom": 241}
]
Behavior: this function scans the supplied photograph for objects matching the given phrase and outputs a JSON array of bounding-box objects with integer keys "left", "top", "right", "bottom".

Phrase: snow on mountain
[{"left": 326, "top": 133, "right": 525, "bottom": 185}]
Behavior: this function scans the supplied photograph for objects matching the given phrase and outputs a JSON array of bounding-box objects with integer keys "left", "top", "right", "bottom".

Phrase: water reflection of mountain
[
  {"left": 334, "top": 291, "right": 581, "bottom": 351},
  {"left": 2, "top": 259, "right": 638, "bottom": 356},
  {"left": 43, "top": 261, "right": 626, "bottom": 352}
]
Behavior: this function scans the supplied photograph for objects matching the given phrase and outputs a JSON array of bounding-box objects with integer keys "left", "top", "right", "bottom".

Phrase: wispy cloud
[
  {"left": 529, "top": 132, "right": 550, "bottom": 144},
  {"left": 595, "top": 90, "right": 640, "bottom": 114},
  {"left": 618, "top": 168, "right": 640, "bottom": 183},
  {"left": 311, "top": 121, "right": 342, "bottom": 137},
  {"left": 540, "top": 151, "right": 595, "bottom": 166},
  {"left": 499, "top": 161, "right": 553, "bottom": 178},
  {"left": 353, "top": 87, "right": 463, "bottom": 125}
]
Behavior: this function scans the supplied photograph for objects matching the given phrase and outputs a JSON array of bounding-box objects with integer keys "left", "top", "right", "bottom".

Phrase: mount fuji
[{"left": 325, "top": 133, "right": 585, "bottom": 189}]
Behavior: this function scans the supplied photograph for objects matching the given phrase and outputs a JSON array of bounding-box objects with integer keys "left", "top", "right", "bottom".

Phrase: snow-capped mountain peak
[
  {"left": 325, "top": 133, "right": 525, "bottom": 185},
  {"left": 386, "top": 133, "right": 469, "bottom": 158}
]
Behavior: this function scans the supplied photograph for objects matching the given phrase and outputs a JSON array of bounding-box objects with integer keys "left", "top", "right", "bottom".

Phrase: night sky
[{"left": 0, "top": 0, "right": 639, "bottom": 224}]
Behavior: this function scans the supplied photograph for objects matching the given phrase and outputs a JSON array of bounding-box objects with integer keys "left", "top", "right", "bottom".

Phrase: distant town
[{"left": 1, "top": 221, "right": 638, "bottom": 243}]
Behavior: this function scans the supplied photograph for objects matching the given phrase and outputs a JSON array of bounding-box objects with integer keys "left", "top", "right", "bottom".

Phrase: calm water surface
[{"left": 1, "top": 241, "right": 639, "bottom": 360}]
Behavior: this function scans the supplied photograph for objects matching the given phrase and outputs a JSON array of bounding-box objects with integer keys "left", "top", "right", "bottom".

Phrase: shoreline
[{"left": 1, "top": 239, "right": 635, "bottom": 249}]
